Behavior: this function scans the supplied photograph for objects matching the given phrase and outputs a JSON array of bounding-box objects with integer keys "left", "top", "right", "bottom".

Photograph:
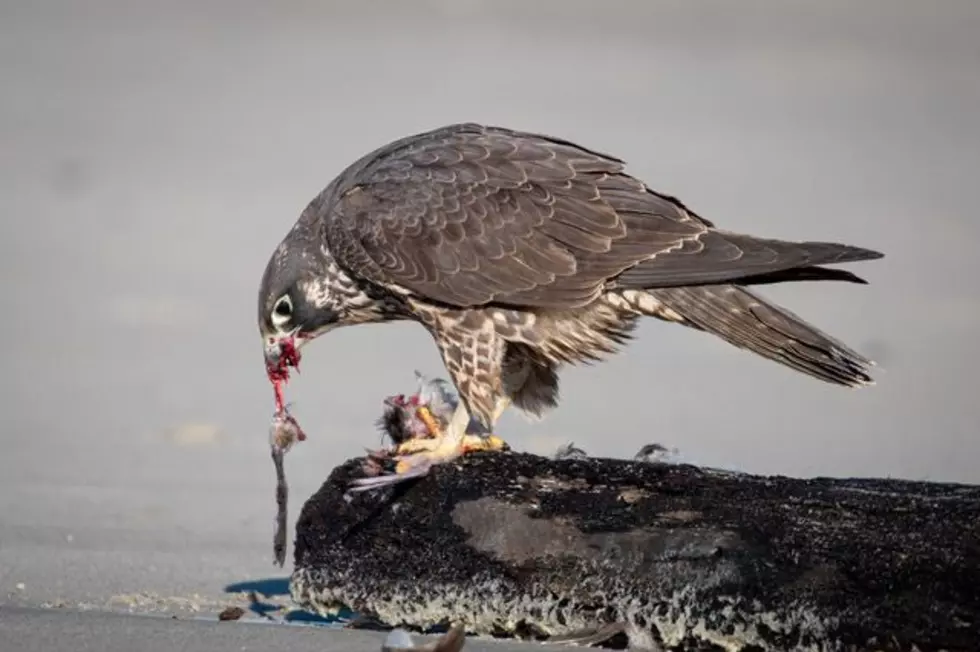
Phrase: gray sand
[
  {"left": 1, "top": 0, "right": 978, "bottom": 649},
  {"left": 0, "top": 606, "right": 551, "bottom": 652}
]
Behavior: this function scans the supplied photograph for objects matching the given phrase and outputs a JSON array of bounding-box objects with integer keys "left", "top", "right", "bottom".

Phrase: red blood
[
  {"left": 266, "top": 336, "right": 305, "bottom": 441},
  {"left": 267, "top": 337, "right": 301, "bottom": 384},
  {"left": 273, "top": 379, "right": 286, "bottom": 414}
]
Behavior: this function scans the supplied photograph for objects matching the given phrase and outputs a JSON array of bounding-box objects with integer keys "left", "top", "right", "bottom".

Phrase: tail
[
  {"left": 649, "top": 285, "right": 874, "bottom": 387},
  {"left": 735, "top": 264, "right": 871, "bottom": 286},
  {"left": 616, "top": 230, "right": 884, "bottom": 288}
]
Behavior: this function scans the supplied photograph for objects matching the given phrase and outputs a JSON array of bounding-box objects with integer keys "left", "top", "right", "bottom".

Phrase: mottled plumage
[
  {"left": 257, "top": 122, "right": 884, "bottom": 483},
  {"left": 376, "top": 373, "right": 460, "bottom": 447}
]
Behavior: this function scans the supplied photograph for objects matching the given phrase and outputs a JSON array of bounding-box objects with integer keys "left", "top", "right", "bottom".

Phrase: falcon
[{"left": 257, "top": 122, "right": 884, "bottom": 488}]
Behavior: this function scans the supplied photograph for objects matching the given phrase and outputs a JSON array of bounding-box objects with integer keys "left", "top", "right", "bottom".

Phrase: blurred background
[{"left": 1, "top": 0, "right": 978, "bottom": 613}]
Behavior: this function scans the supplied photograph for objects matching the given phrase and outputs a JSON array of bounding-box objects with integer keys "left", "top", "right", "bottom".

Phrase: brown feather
[
  {"left": 328, "top": 123, "right": 883, "bottom": 304},
  {"left": 649, "top": 285, "right": 874, "bottom": 386},
  {"left": 321, "top": 123, "right": 720, "bottom": 309}
]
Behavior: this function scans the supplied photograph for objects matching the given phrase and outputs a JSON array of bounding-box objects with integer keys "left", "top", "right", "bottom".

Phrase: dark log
[{"left": 289, "top": 451, "right": 980, "bottom": 652}]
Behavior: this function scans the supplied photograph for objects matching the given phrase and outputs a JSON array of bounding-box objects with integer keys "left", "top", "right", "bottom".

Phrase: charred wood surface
[{"left": 290, "top": 452, "right": 980, "bottom": 651}]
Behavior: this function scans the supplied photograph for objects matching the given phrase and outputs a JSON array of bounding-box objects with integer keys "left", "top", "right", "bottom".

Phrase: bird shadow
[
  {"left": 223, "top": 577, "right": 357, "bottom": 626},
  {"left": 225, "top": 577, "right": 290, "bottom": 597}
]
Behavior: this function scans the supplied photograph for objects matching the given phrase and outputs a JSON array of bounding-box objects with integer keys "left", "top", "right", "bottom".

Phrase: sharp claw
[{"left": 350, "top": 426, "right": 510, "bottom": 494}]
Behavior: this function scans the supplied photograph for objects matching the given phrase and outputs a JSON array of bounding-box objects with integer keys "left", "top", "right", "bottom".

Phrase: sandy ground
[
  {"left": 1, "top": 0, "right": 979, "bottom": 649},
  {"left": 0, "top": 606, "right": 552, "bottom": 652}
]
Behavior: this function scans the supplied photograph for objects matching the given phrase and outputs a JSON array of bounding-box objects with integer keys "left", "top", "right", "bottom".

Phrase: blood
[
  {"left": 267, "top": 338, "right": 301, "bottom": 382},
  {"left": 272, "top": 379, "right": 287, "bottom": 414},
  {"left": 388, "top": 394, "right": 410, "bottom": 408},
  {"left": 383, "top": 393, "right": 423, "bottom": 411},
  {"left": 267, "top": 337, "right": 305, "bottom": 441}
]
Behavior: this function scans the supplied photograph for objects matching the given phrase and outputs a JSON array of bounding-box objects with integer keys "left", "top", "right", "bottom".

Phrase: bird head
[
  {"left": 376, "top": 373, "right": 460, "bottom": 445},
  {"left": 257, "top": 228, "right": 342, "bottom": 411}
]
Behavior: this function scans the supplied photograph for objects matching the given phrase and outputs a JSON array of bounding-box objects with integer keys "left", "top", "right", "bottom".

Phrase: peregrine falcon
[{"left": 257, "top": 122, "right": 884, "bottom": 488}]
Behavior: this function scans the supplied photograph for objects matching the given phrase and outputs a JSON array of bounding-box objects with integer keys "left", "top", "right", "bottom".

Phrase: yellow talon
[
  {"left": 461, "top": 433, "right": 509, "bottom": 453},
  {"left": 393, "top": 457, "right": 419, "bottom": 475},
  {"left": 353, "top": 404, "right": 511, "bottom": 491},
  {"left": 391, "top": 403, "right": 510, "bottom": 459},
  {"left": 416, "top": 405, "right": 440, "bottom": 439},
  {"left": 391, "top": 405, "right": 444, "bottom": 455},
  {"left": 395, "top": 437, "right": 441, "bottom": 455},
  {"left": 395, "top": 431, "right": 508, "bottom": 454}
]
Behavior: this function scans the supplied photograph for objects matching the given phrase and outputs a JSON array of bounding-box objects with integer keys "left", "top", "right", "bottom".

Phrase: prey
[{"left": 349, "top": 372, "right": 509, "bottom": 492}]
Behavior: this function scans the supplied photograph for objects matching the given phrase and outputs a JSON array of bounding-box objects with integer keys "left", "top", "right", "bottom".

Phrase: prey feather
[{"left": 350, "top": 372, "right": 462, "bottom": 493}]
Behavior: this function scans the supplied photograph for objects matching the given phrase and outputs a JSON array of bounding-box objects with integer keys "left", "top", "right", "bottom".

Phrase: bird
[
  {"left": 357, "top": 372, "right": 508, "bottom": 488},
  {"left": 374, "top": 372, "right": 463, "bottom": 449},
  {"left": 257, "top": 122, "right": 884, "bottom": 489}
]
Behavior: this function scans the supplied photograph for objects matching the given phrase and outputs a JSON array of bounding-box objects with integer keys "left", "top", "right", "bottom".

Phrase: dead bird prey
[
  {"left": 356, "top": 373, "right": 508, "bottom": 489},
  {"left": 269, "top": 408, "right": 305, "bottom": 566},
  {"left": 256, "top": 122, "right": 884, "bottom": 490},
  {"left": 376, "top": 373, "right": 460, "bottom": 448}
]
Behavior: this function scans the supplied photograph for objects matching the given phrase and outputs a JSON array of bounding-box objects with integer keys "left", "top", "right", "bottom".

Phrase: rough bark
[{"left": 289, "top": 451, "right": 980, "bottom": 651}]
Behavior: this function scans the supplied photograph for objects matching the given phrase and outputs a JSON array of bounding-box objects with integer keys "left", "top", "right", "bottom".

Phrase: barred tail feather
[{"left": 650, "top": 285, "right": 874, "bottom": 387}]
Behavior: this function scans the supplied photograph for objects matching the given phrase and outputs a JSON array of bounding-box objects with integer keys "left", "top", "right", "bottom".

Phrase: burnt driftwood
[{"left": 290, "top": 451, "right": 980, "bottom": 651}]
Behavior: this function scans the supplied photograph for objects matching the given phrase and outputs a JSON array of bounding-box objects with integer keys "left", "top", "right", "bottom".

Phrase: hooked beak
[
  {"left": 264, "top": 331, "right": 303, "bottom": 383},
  {"left": 265, "top": 331, "right": 304, "bottom": 415}
]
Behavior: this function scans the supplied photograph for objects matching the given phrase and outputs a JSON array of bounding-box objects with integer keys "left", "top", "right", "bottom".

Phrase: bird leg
[
  {"left": 491, "top": 394, "right": 512, "bottom": 422},
  {"left": 349, "top": 397, "right": 510, "bottom": 492},
  {"left": 393, "top": 396, "right": 511, "bottom": 456},
  {"left": 349, "top": 402, "right": 473, "bottom": 490},
  {"left": 384, "top": 401, "right": 508, "bottom": 462},
  {"left": 350, "top": 328, "right": 514, "bottom": 491}
]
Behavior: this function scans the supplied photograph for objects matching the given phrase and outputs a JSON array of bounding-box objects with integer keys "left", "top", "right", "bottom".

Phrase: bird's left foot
[
  {"left": 392, "top": 426, "right": 509, "bottom": 458},
  {"left": 351, "top": 406, "right": 509, "bottom": 492}
]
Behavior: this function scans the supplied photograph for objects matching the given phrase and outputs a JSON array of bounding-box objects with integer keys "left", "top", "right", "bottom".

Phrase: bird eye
[{"left": 271, "top": 295, "right": 293, "bottom": 329}]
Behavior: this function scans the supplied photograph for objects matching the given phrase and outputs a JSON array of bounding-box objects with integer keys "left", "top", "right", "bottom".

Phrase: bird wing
[{"left": 317, "top": 123, "right": 871, "bottom": 310}]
